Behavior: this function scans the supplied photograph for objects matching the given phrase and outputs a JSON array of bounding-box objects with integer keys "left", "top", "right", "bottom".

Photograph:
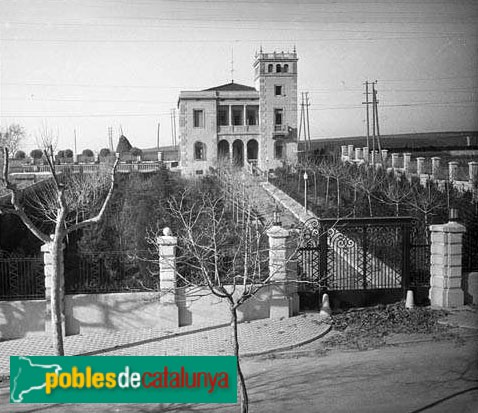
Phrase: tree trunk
[
  {"left": 230, "top": 304, "right": 248, "bottom": 413},
  {"left": 50, "top": 239, "right": 65, "bottom": 356}
]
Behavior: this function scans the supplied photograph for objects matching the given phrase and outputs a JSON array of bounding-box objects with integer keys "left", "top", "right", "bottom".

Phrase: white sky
[{"left": 1, "top": 0, "right": 477, "bottom": 153}]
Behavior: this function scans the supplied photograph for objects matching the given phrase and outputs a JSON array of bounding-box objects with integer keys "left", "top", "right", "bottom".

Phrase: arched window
[
  {"left": 194, "top": 141, "right": 206, "bottom": 160},
  {"left": 283, "top": 64, "right": 289, "bottom": 73},
  {"left": 268, "top": 64, "right": 273, "bottom": 73},
  {"left": 276, "top": 64, "right": 282, "bottom": 73}
]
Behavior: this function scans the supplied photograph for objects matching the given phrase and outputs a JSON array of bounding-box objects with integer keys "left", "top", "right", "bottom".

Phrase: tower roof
[{"left": 203, "top": 82, "right": 256, "bottom": 92}]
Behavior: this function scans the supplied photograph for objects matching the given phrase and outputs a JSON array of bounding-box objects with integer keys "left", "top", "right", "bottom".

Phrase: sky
[{"left": 1, "top": 0, "right": 477, "bottom": 154}]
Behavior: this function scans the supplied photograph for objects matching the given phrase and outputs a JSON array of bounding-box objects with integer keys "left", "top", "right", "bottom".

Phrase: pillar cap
[
  {"left": 157, "top": 235, "right": 178, "bottom": 245},
  {"left": 430, "top": 222, "right": 466, "bottom": 233},
  {"left": 267, "top": 225, "right": 290, "bottom": 238}
]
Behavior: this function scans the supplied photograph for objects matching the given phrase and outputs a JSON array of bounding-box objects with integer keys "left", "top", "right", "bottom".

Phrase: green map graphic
[{"left": 10, "top": 356, "right": 62, "bottom": 403}]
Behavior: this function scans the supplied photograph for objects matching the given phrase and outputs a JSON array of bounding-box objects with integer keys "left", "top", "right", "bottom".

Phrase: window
[
  {"left": 284, "top": 64, "right": 289, "bottom": 73},
  {"left": 195, "top": 170, "right": 204, "bottom": 175},
  {"left": 193, "top": 109, "right": 204, "bottom": 128},
  {"left": 218, "top": 106, "right": 229, "bottom": 126},
  {"left": 246, "top": 105, "right": 259, "bottom": 125},
  {"left": 274, "top": 109, "right": 283, "bottom": 126},
  {"left": 194, "top": 141, "right": 206, "bottom": 160},
  {"left": 275, "top": 85, "right": 283, "bottom": 96},
  {"left": 276, "top": 64, "right": 282, "bottom": 73},
  {"left": 274, "top": 141, "right": 284, "bottom": 159},
  {"left": 268, "top": 64, "right": 273, "bottom": 73},
  {"left": 231, "top": 105, "right": 243, "bottom": 126}
]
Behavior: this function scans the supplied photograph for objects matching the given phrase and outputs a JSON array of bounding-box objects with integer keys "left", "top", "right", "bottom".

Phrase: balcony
[{"left": 218, "top": 125, "right": 259, "bottom": 135}]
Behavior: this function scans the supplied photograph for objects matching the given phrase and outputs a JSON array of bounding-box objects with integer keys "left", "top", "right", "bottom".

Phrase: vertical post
[
  {"left": 42, "top": 242, "right": 66, "bottom": 337},
  {"left": 416, "top": 157, "right": 425, "bottom": 176},
  {"left": 157, "top": 228, "right": 179, "bottom": 327},
  {"left": 403, "top": 153, "right": 411, "bottom": 174},
  {"left": 303, "top": 171, "right": 308, "bottom": 212},
  {"left": 448, "top": 161, "right": 458, "bottom": 182},
  {"left": 468, "top": 161, "right": 478, "bottom": 183},
  {"left": 381, "top": 149, "right": 388, "bottom": 163},
  {"left": 355, "top": 147, "right": 363, "bottom": 162},
  {"left": 402, "top": 220, "right": 411, "bottom": 292},
  {"left": 347, "top": 145, "right": 354, "bottom": 161},
  {"left": 429, "top": 221, "right": 466, "bottom": 308},
  {"left": 363, "top": 147, "right": 369, "bottom": 163},
  {"left": 267, "top": 226, "right": 299, "bottom": 318},
  {"left": 391, "top": 153, "right": 399, "bottom": 169},
  {"left": 431, "top": 157, "right": 440, "bottom": 179}
]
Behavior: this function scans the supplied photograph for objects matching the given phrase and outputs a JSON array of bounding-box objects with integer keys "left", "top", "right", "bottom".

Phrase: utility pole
[
  {"left": 305, "top": 92, "right": 311, "bottom": 153},
  {"left": 157, "top": 121, "right": 160, "bottom": 150},
  {"left": 298, "top": 92, "right": 305, "bottom": 152},
  {"left": 371, "top": 81, "right": 376, "bottom": 165},
  {"left": 373, "top": 83, "right": 382, "bottom": 153},
  {"left": 362, "top": 81, "right": 370, "bottom": 149},
  {"left": 73, "top": 129, "right": 77, "bottom": 157}
]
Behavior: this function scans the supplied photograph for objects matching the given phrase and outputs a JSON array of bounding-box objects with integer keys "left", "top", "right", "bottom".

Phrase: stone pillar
[
  {"left": 431, "top": 157, "right": 440, "bottom": 179},
  {"left": 416, "top": 157, "right": 425, "bottom": 176},
  {"left": 381, "top": 149, "right": 388, "bottom": 162},
  {"left": 448, "top": 161, "right": 458, "bottom": 181},
  {"left": 157, "top": 228, "right": 179, "bottom": 327},
  {"left": 468, "top": 161, "right": 478, "bottom": 183},
  {"left": 42, "top": 242, "right": 66, "bottom": 336},
  {"left": 403, "top": 153, "right": 411, "bottom": 173},
  {"left": 347, "top": 145, "right": 354, "bottom": 160},
  {"left": 157, "top": 151, "right": 163, "bottom": 162},
  {"left": 354, "top": 147, "right": 363, "bottom": 161},
  {"left": 267, "top": 226, "right": 299, "bottom": 318},
  {"left": 363, "top": 147, "right": 369, "bottom": 162},
  {"left": 341, "top": 145, "right": 348, "bottom": 161},
  {"left": 391, "top": 153, "right": 399, "bottom": 169},
  {"left": 429, "top": 222, "right": 466, "bottom": 308}
]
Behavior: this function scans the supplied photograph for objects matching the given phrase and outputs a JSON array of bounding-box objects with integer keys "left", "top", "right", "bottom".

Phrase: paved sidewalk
[
  {"left": 437, "top": 305, "right": 478, "bottom": 330},
  {"left": 0, "top": 312, "right": 330, "bottom": 375}
]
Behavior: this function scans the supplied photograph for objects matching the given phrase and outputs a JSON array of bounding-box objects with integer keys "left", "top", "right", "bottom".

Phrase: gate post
[
  {"left": 429, "top": 221, "right": 466, "bottom": 308},
  {"left": 157, "top": 228, "right": 179, "bottom": 327},
  {"left": 267, "top": 225, "right": 299, "bottom": 318}
]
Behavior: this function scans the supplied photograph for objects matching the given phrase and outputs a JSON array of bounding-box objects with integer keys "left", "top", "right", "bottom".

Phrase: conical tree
[{"left": 115, "top": 135, "right": 132, "bottom": 154}]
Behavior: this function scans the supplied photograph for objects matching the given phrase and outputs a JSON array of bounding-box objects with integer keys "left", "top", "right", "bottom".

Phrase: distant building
[{"left": 177, "top": 49, "right": 298, "bottom": 175}]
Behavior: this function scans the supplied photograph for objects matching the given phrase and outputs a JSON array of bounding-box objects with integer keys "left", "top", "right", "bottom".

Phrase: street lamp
[
  {"left": 273, "top": 204, "right": 282, "bottom": 227},
  {"left": 303, "top": 171, "right": 308, "bottom": 213}
]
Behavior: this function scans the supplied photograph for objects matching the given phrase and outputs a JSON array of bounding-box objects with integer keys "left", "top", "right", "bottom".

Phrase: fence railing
[
  {"left": 64, "top": 251, "right": 159, "bottom": 294},
  {"left": 0, "top": 254, "right": 44, "bottom": 300}
]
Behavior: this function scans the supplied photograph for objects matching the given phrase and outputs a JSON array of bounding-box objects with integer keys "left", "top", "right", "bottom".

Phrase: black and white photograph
[{"left": 1, "top": 0, "right": 477, "bottom": 411}]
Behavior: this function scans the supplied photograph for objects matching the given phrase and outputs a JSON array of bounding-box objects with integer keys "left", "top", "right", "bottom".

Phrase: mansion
[{"left": 178, "top": 49, "right": 299, "bottom": 175}]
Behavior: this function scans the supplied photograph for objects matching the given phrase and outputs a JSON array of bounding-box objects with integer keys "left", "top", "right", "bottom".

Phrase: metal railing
[{"left": 0, "top": 254, "right": 44, "bottom": 300}]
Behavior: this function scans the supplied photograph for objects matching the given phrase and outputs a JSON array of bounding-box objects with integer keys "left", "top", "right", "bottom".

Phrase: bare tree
[
  {"left": 0, "top": 123, "right": 25, "bottom": 155},
  {"left": 149, "top": 188, "right": 292, "bottom": 413},
  {"left": 0, "top": 141, "right": 118, "bottom": 355}
]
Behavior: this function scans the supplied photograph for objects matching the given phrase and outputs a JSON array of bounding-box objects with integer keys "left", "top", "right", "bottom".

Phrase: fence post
[
  {"left": 403, "top": 153, "right": 411, "bottom": 174},
  {"left": 354, "top": 147, "right": 363, "bottom": 162},
  {"left": 429, "top": 221, "right": 466, "bottom": 308},
  {"left": 157, "top": 228, "right": 179, "bottom": 327},
  {"left": 431, "top": 157, "right": 440, "bottom": 179},
  {"left": 347, "top": 145, "right": 354, "bottom": 161},
  {"left": 41, "top": 242, "right": 66, "bottom": 337},
  {"left": 416, "top": 157, "right": 425, "bottom": 176},
  {"left": 341, "top": 145, "right": 348, "bottom": 161},
  {"left": 363, "top": 147, "right": 369, "bottom": 163},
  {"left": 448, "top": 161, "right": 458, "bottom": 182},
  {"left": 267, "top": 225, "right": 299, "bottom": 318},
  {"left": 391, "top": 153, "right": 399, "bottom": 169},
  {"left": 468, "top": 161, "right": 478, "bottom": 183}
]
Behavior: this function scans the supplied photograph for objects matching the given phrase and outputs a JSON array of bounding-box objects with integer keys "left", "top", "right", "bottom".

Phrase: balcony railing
[{"left": 218, "top": 125, "right": 259, "bottom": 134}]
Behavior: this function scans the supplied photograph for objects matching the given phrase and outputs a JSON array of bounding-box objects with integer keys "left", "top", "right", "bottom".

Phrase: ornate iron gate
[{"left": 296, "top": 217, "right": 428, "bottom": 307}]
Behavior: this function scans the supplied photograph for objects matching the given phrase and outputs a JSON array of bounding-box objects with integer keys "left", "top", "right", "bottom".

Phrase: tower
[{"left": 253, "top": 49, "right": 298, "bottom": 170}]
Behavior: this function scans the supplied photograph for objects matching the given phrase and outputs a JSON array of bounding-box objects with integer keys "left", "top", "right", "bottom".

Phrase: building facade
[{"left": 178, "top": 49, "right": 298, "bottom": 175}]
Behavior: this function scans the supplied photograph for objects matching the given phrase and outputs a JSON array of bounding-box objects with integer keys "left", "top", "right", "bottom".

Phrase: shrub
[
  {"left": 82, "top": 149, "right": 94, "bottom": 157},
  {"left": 14, "top": 150, "right": 26, "bottom": 160},
  {"left": 130, "top": 147, "right": 142, "bottom": 157},
  {"left": 99, "top": 148, "right": 111, "bottom": 157},
  {"left": 57, "top": 150, "right": 65, "bottom": 158},
  {"left": 30, "top": 149, "right": 43, "bottom": 159},
  {"left": 65, "top": 149, "right": 74, "bottom": 158}
]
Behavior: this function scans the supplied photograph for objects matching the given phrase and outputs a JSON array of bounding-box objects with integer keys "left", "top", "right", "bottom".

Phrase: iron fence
[
  {"left": 0, "top": 254, "right": 44, "bottom": 300},
  {"left": 64, "top": 251, "right": 159, "bottom": 294}
]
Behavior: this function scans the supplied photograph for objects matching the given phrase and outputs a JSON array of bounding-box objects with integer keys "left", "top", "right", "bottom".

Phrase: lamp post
[
  {"left": 303, "top": 171, "right": 308, "bottom": 213},
  {"left": 273, "top": 204, "right": 282, "bottom": 227}
]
